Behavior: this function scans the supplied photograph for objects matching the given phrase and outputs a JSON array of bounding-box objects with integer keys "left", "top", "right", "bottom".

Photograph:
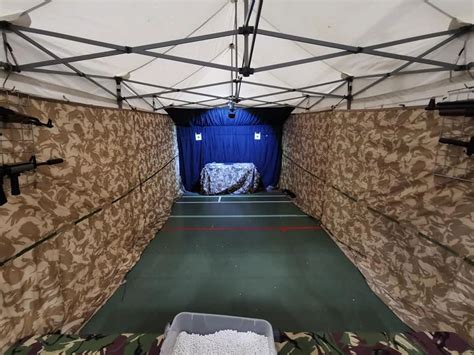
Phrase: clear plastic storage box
[{"left": 160, "top": 312, "right": 277, "bottom": 355}]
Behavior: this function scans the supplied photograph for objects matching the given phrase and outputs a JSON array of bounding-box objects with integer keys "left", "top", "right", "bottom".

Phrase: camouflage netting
[
  {"left": 0, "top": 92, "right": 181, "bottom": 351},
  {"left": 5, "top": 331, "right": 474, "bottom": 354},
  {"left": 280, "top": 108, "right": 474, "bottom": 342}
]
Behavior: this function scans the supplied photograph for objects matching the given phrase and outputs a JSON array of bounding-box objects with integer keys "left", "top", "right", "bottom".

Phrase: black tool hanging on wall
[
  {"left": 426, "top": 98, "right": 474, "bottom": 117},
  {"left": 0, "top": 106, "right": 53, "bottom": 127},
  {"left": 438, "top": 137, "right": 474, "bottom": 156},
  {"left": 0, "top": 156, "right": 64, "bottom": 206},
  {"left": 426, "top": 97, "right": 474, "bottom": 157}
]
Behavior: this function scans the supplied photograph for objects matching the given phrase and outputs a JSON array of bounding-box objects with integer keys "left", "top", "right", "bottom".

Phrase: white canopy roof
[{"left": 1, "top": 0, "right": 473, "bottom": 112}]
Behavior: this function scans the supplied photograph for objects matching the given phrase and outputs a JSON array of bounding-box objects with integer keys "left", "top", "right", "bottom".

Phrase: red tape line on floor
[{"left": 161, "top": 225, "right": 322, "bottom": 233}]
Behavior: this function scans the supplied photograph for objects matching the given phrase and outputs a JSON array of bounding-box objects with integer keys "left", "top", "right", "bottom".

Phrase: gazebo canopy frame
[{"left": 1, "top": 0, "right": 473, "bottom": 112}]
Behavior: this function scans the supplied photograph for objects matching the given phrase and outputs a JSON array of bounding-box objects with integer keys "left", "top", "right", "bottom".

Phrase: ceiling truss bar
[
  {"left": 121, "top": 81, "right": 154, "bottom": 110},
  {"left": 355, "top": 66, "right": 459, "bottom": 79},
  {"left": 240, "top": 80, "right": 345, "bottom": 98},
  {"left": 10, "top": 23, "right": 467, "bottom": 76},
  {"left": 237, "top": 78, "right": 347, "bottom": 102},
  {"left": 7, "top": 23, "right": 126, "bottom": 50},
  {"left": 121, "top": 80, "right": 286, "bottom": 109},
  {"left": 254, "top": 51, "right": 350, "bottom": 73},
  {"left": 123, "top": 81, "right": 233, "bottom": 101},
  {"left": 257, "top": 29, "right": 360, "bottom": 52},
  {"left": 254, "top": 26, "right": 471, "bottom": 72},
  {"left": 162, "top": 98, "right": 258, "bottom": 110},
  {"left": 250, "top": 94, "right": 308, "bottom": 109},
  {"left": 353, "top": 29, "right": 469, "bottom": 97},
  {"left": 157, "top": 97, "right": 225, "bottom": 111},
  {"left": 0, "top": 19, "right": 471, "bottom": 111},
  {"left": 21, "top": 66, "right": 456, "bottom": 85},
  {"left": 7, "top": 22, "right": 239, "bottom": 71},
  {"left": 11, "top": 28, "right": 118, "bottom": 100},
  {"left": 122, "top": 80, "right": 233, "bottom": 99},
  {"left": 156, "top": 95, "right": 216, "bottom": 108},
  {"left": 133, "top": 49, "right": 238, "bottom": 72},
  {"left": 240, "top": 89, "right": 323, "bottom": 101},
  {"left": 168, "top": 80, "right": 233, "bottom": 92},
  {"left": 8, "top": 21, "right": 468, "bottom": 73},
  {"left": 133, "top": 30, "right": 238, "bottom": 51},
  {"left": 364, "top": 28, "right": 465, "bottom": 50},
  {"left": 307, "top": 81, "right": 346, "bottom": 110},
  {"left": 242, "top": 96, "right": 299, "bottom": 106},
  {"left": 297, "top": 78, "right": 347, "bottom": 90},
  {"left": 19, "top": 50, "right": 123, "bottom": 70},
  {"left": 361, "top": 49, "right": 459, "bottom": 69},
  {"left": 18, "top": 67, "right": 113, "bottom": 79}
]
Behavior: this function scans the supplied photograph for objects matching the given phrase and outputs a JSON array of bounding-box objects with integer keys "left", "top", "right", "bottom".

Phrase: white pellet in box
[{"left": 172, "top": 329, "right": 271, "bottom": 355}]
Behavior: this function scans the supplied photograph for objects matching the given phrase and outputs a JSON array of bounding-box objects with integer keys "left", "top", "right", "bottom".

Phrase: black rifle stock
[
  {"left": 0, "top": 156, "right": 64, "bottom": 206},
  {"left": 0, "top": 106, "right": 53, "bottom": 127}
]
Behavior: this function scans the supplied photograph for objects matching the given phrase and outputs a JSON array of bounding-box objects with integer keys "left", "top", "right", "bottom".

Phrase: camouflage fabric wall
[
  {"left": 0, "top": 92, "right": 181, "bottom": 351},
  {"left": 6, "top": 331, "right": 473, "bottom": 354},
  {"left": 280, "top": 108, "right": 474, "bottom": 342}
]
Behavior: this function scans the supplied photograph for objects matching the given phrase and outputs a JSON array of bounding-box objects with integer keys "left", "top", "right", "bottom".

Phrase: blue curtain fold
[{"left": 167, "top": 107, "right": 293, "bottom": 192}]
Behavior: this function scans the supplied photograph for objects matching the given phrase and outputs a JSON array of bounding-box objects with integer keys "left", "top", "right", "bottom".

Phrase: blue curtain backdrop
[{"left": 166, "top": 107, "right": 293, "bottom": 192}]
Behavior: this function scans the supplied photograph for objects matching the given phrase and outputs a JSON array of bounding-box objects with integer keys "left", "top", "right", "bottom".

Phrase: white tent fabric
[{"left": 0, "top": 0, "right": 473, "bottom": 112}]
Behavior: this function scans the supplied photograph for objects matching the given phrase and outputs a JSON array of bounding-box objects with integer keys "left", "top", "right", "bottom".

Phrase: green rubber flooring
[{"left": 81, "top": 193, "right": 408, "bottom": 334}]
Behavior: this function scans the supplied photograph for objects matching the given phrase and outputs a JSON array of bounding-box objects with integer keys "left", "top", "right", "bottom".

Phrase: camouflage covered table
[
  {"left": 200, "top": 162, "right": 260, "bottom": 195},
  {"left": 6, "top": 331, "right": 473, "bottom": 354}
]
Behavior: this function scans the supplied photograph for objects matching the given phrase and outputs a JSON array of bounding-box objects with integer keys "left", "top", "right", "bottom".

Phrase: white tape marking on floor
[
  {"left": 176, "top": 201, "right": 292, "bottom": 204},
  {"left": 170, "top": 214, "right": 307, "bottom": 218}
]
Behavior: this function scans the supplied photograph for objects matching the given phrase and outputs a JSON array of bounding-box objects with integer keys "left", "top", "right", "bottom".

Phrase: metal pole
[
  {"left": 242, "top": 0, "right": 251, "bottom": 68},
  {"left": 240, "top": 80, "right": 345, "bottom": 98},
  {"left": 12, "top": 29, "right": 117, "bottom": 99},
  {"left": 307, "top": 81, "right": 346, "bottom": 110},
  {"left": 346, "top": 77, "right": 353, "bottom": 110},
  {"left": 121, "top": 81, "right": 155, "bottom": 110},
  {"left": 156, "top": 97, "right": 223, "bottom": 111},
  {"left": 256, "top": 28, "right": 466, "bottom": 70},
  {"left": 353, "top": 30, "right": 468, "bottom": 97},
  {"left": 115, "top": 77, "right": 123, "bottom": 109},
  {"left": 247, "top": 0, "right": 263, "bottom": 68},
  {"left": 122, "top": 80, "right": 233, "bottom": 99}
]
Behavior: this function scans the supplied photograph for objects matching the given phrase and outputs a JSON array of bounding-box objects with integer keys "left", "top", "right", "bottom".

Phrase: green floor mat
[{"left": 81, "top": 194, "right": 408, "bottom": 334}]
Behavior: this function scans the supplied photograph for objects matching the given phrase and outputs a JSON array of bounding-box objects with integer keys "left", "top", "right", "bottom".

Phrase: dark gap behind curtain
[{"left": 167, "top": 107, "right": 293, "bottom": 192}]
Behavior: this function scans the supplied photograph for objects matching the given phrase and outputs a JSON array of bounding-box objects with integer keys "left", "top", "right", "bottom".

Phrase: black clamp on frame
[
  {"left": 239, "top": 67, "right": 254, "bottom": 77},
  {"left": 0, "top": 21, "right": 11, "bottom": 30},
  {"left": 238, "top": 26, "right": 254, "bottom": 35}
]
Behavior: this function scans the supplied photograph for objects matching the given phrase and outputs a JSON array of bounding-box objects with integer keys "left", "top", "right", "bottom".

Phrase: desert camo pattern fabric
[
  {"left": 279, "top": 108, "right": 474, "bottom": 342},
  {"left": 0, "top": 92, "right": 181, "bottom": 351},
  {"left": 200, "top": 162, "right": 260, "bottom": 195},
  {"left": 5, "top": 331, "right": 473, "bottom": 354}
]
